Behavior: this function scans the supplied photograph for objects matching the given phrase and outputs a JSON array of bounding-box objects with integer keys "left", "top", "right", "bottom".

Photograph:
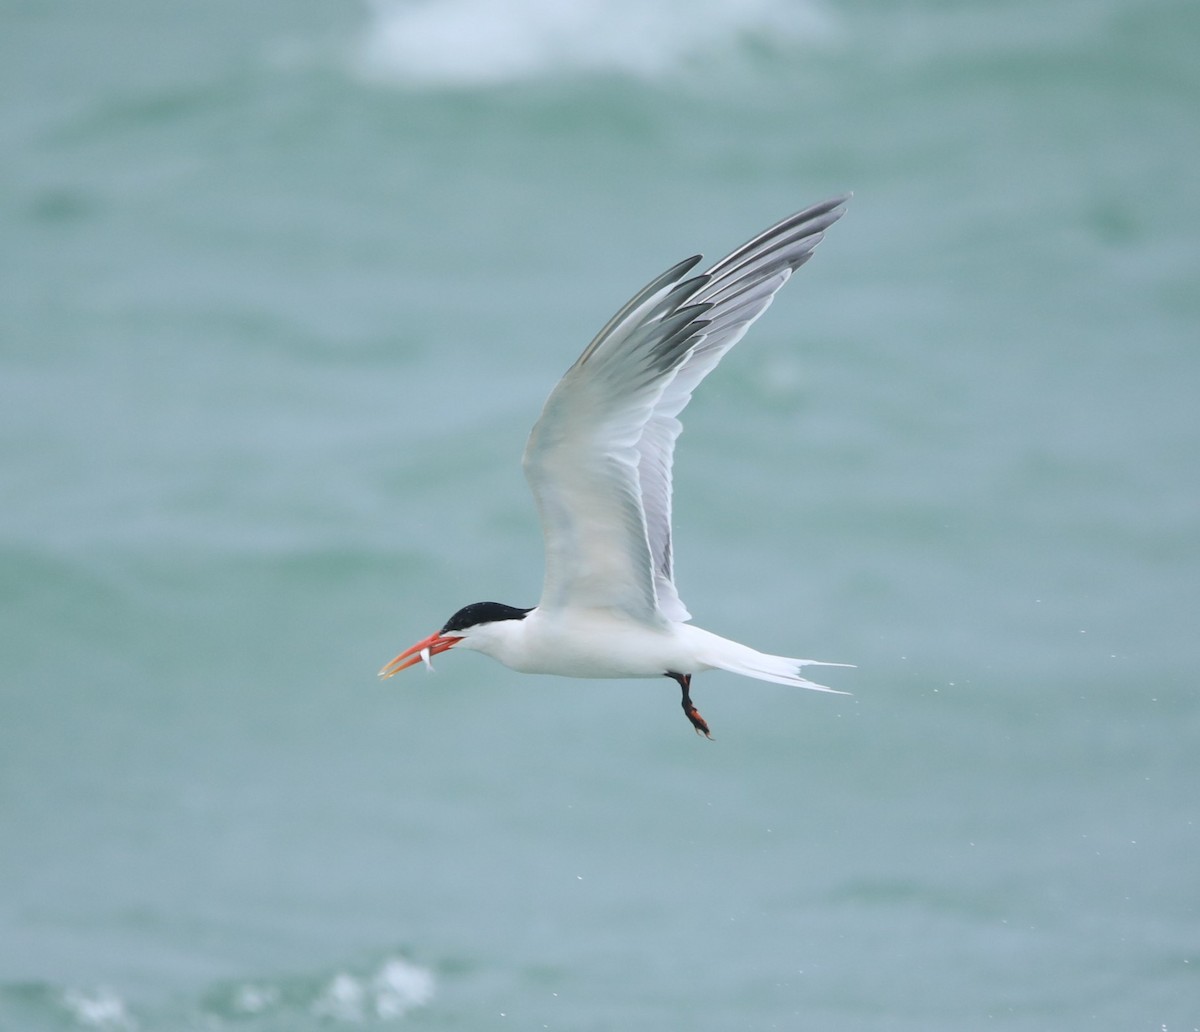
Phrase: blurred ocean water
[{"left": 2, "top": 0, "right": 1198, "bottom": 1029}]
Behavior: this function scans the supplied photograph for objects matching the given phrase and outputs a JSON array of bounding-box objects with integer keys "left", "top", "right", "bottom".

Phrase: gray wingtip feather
[{"left": 702, "top": 194, "right": 850, "bottom": 283}]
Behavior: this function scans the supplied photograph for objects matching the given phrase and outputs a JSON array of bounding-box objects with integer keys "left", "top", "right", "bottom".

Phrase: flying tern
[{"left": 381, "top": 195, "right": 852, "bottom": 736}]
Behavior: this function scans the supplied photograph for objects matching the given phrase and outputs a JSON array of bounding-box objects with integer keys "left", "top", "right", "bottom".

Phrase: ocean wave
[
  {"left": 353, "top": 0, "right": 834, "bottom": 86},
  {"left": 203, "top": 956, "right": 435, "bottom": 1024},
  {"left": 0, "top": 955, "right": 434, "bottom": 1031},
  {"left": 0, "top": 983, "right": 137, "bottom": 1032}
]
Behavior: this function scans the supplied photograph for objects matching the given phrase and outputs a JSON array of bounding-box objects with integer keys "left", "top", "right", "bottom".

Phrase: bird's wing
[
  {"left": 639, "top": 195, "right": 849, "bottom": 621},
  {"left": 522, "top": 195, "right": 848, "bottom": 625}
]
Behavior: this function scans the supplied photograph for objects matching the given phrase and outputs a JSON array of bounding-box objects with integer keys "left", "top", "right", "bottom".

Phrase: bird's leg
[{"left": 667, "top": 672, "right": 712, "bottom": 739}]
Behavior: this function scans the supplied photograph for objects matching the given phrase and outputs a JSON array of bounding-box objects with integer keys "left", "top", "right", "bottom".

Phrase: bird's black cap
[{"left": 441, "top": 602, "right": 532, "bottom": 634}]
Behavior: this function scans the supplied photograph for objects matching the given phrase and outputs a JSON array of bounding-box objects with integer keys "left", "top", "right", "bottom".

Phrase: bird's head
[{"left": 378, "top": 601, "right": 532, "bottom": 677}]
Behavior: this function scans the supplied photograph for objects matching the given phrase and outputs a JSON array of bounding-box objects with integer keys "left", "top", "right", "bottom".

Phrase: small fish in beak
[{"left": 378, "top": 632, "right": 462, "bottom": 679}]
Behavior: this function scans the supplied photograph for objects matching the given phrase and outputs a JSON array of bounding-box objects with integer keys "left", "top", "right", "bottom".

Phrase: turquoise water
[{"left": 3, "top": 0, "right": 1198, "bottom": 1028}]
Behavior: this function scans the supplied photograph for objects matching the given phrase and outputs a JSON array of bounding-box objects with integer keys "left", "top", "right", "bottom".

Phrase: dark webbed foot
[{"left": 666, "top": 672, "right": 712, "bottom": 740}]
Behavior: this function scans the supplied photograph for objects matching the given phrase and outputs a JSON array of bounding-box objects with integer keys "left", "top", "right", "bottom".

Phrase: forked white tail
[{"left": 692, "top": 629, "right": 854, "bottom": 693}]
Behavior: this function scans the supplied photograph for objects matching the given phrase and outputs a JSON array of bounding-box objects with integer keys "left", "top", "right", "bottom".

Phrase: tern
[{"left": 381, "top": 195, "right": 852, "bottom": 736}]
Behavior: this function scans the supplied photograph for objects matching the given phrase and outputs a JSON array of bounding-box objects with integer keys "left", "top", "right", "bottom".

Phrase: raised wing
[
  {"left": 522, "top": 196, "right": 848, "bottom": 625},
  {"left": 640, "top": 195, "right": 849, "bottom": 620}
]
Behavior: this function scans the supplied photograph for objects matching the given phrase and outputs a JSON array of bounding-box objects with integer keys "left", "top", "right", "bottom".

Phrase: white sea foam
[
  {"left": 60, "top": 987, "right": 136, "bottom": 1030},
  {"left": 230, "top": 982, "right": 280, "bottom": 1014},
  {"left": 354, "top": 0, "right": 834, "bottom": 85},
  {"left": 311, "top": 957, "right": 435, "bottom": 1022},
  {"left": 372, "top": 958, "right": 437, "bottom": 1019}
]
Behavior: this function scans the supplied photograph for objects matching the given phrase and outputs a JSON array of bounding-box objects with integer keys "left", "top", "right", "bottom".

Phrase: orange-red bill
[{"left": 378, "top": 632, "right": 461, "bottom": 678}]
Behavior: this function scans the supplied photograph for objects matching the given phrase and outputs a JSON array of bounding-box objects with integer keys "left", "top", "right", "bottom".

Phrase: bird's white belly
[{"left": 498, "top": 609, "right": 706, "bottom": 680}]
